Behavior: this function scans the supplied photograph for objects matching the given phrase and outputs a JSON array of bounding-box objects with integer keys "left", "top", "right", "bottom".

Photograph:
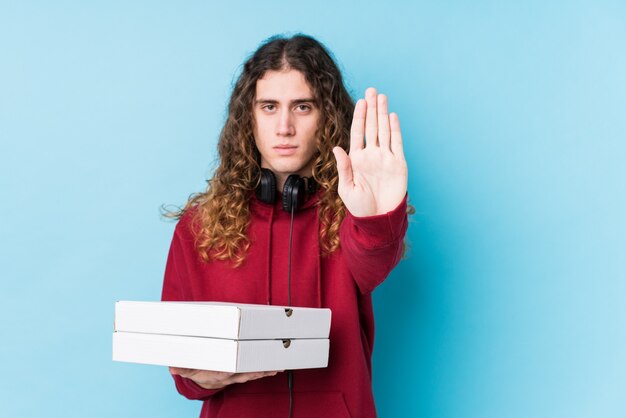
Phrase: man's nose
[{"left": 276, "top": 110, "right": 295, "bottom": 136}]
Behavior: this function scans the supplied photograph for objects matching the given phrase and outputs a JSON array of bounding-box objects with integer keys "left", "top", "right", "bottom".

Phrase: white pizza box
[
  {"left": 114, "top": 301, "right": 331, "bottom": 340},
  {"left": 112, "top": 331, "right": 329, "bottom": 372}
]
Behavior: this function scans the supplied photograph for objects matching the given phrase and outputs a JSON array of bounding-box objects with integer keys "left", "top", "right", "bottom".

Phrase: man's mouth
[{"left": 274, "top": 145, "right": 297, "bottom": 156}]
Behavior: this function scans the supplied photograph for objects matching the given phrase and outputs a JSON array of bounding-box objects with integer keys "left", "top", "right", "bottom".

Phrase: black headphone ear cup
[
  {"left": 283, "top": 175, "right": 305, "bottom": 212},
  {"left": 256, "top": 168, "right": 276, "bottom": 204}
]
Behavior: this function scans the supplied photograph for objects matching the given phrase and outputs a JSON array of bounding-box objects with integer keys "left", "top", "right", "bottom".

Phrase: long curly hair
[{"left": 165, "top": 34, "right": 354, "bottom": 267}]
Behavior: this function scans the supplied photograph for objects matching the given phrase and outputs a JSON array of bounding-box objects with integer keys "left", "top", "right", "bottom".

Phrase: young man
[{"left": 162, "top": 34, "right": 408, "bottom": 418}]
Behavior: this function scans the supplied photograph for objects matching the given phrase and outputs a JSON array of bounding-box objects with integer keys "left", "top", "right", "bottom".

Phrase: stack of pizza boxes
[{"left": 112, "top": 301, "right": 331, "bottom": 372}]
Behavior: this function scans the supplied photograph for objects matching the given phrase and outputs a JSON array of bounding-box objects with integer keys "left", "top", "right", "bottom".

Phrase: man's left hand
[{"left": 333, "top": 87, "right": 408, "bottom": 217}]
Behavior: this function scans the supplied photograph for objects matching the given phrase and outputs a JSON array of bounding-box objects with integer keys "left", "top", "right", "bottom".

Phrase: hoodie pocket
[{"left": 216, "top": 391, "right": 352, "bottom": 418}]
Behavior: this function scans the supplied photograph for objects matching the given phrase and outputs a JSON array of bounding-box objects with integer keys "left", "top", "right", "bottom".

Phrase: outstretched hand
[
  {"left": 169, "top": 367, "right": 280, "bottom": 390},
  {"left": 333, "top": 87, "right": 408, "bottom": 217}
]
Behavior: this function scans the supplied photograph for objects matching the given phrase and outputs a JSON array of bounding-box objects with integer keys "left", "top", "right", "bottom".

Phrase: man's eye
[
  {"left": 296, "top": 104, "right": 311, "bottom": 111},
  {"left": 263, "top": 104, "right": 276, "bottom": 111}
]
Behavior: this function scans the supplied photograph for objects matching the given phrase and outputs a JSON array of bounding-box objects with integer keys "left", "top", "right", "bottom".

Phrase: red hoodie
[{"left": 161, "top": 191, "right": 408, "bottom": 418}]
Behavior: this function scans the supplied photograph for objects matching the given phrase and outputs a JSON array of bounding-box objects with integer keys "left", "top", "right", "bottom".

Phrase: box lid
[{"left": 114, "top": 301, "right": 331, "bottom": 340}]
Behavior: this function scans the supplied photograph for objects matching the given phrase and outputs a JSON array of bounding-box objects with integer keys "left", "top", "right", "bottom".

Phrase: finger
[
  {"left": 364, "top": 87, "right": 378, "bottom": 147},
  {"left": 208, "top": 371, "right": 235, "bottom": 380},
  {"left": 210, "top": 372, "right": 233, "bottom": 386},
  {"left": 223, "top": 373, "right": 245, "bottom": 385},
  {"left": 377, "top": 94, "right": 391, "bottom": 151},
  {"left": 349, "top": 99, "right": 366, "bottom": 154},
  {"left": 390, "top": 112, "right": 405, "bottom": 159},
  {"left": 169, "top": 367, "right": 192, "bottom": 377},
  {"left": 333, "top": 146, "right": 353, "bottom": 191},
  {"left": 230, "top": 372, "right": 266, "bottom": 384}
]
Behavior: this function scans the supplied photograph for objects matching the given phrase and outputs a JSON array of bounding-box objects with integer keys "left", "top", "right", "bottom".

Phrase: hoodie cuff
[{"left": 344, "top": 194, "right": 408, "bottom": 249}]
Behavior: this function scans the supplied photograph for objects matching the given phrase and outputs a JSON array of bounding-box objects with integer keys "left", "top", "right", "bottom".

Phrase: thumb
[{"left": 333, "top": 146, "right": 353, "bottom": 192}]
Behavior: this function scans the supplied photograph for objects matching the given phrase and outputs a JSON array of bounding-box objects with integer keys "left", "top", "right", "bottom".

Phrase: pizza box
[{"left": 114, "top": 301, "right": 331, "bottom": 340}]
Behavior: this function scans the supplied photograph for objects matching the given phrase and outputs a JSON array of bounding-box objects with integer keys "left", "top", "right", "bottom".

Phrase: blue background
[{"left": 1, "top": 1, "right": 625, "bottom": 417}]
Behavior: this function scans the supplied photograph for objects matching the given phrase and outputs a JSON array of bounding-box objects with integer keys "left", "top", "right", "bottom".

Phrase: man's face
[{"left": 253, "top": 69, "right": 320, "bottom": 189}]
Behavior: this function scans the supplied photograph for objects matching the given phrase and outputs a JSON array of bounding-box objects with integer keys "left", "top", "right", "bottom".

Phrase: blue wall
[{"left": 1, "top": 1, "right": 624, "bottom": 417}]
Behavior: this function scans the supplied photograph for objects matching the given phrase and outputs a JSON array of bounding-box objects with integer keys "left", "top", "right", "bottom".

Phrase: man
[{"left": 162, "top": 34, "right": 408, "bottom": 418}]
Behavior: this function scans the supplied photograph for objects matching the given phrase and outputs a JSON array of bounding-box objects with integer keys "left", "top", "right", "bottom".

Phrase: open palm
[{"left": 333, "top": 87, "right": 408, "bottom": 217}]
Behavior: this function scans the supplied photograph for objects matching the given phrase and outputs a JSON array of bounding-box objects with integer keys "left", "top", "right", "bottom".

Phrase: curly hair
[{"left": 164, "top": 34, "right": 354, "bottom": 267}]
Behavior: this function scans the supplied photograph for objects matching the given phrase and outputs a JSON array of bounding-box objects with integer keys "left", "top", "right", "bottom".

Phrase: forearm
[{"left": 340, "top": 194, "right": 409, "bottom": 294}]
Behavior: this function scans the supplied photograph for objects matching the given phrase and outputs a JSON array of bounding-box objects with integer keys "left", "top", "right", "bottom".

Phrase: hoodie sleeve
[
  {"left": 339, "top": 194, "right": 409, "bottom": 294},
  {"left": 161, "top": 219, "right": 225, "bottom": 400}
]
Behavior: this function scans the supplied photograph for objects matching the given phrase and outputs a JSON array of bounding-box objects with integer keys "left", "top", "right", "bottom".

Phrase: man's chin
[{"left": 266, "top": 165, "right": 310, "bottom": 177}]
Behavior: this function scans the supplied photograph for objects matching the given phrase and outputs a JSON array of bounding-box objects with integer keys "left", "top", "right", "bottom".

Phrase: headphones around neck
[{"left": 255, "top": 168, "right": 318, "bottom": 213}]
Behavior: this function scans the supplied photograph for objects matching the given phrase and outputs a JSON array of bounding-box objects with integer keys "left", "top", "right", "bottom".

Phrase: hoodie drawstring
[
  {"left": 265, "top": 203, "right": 274, "bottom": 305},
  {"left": 316, "top": 215, "right": 322, "bottom": 308}
]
